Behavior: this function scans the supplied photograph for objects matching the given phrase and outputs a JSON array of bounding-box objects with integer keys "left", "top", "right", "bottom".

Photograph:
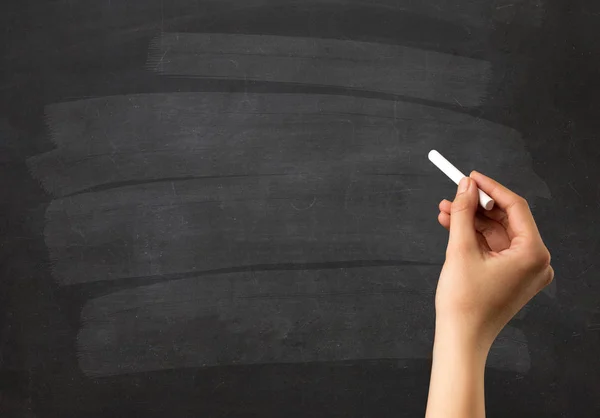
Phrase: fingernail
[{"left": 458, "top": 177, "right": 470, "bottom": 193}]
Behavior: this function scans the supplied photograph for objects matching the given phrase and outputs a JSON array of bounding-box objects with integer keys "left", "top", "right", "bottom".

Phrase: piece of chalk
[{"left": 428, "top": 150, "right": 495, "bottom": 211}]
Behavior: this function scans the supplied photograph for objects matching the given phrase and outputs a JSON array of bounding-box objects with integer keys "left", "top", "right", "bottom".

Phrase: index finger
[{"left": 469, "top": 171, "right": 540, "bottom": 240}]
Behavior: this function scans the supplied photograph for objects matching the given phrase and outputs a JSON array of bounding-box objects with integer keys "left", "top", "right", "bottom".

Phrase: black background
[{"left": 1, "top": 1, "right": 600, "bottom": 417}]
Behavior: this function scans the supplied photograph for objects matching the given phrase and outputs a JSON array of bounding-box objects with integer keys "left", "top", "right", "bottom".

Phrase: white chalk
[{"left": 428, "top": 150, "right": 495, "bottom": 211}]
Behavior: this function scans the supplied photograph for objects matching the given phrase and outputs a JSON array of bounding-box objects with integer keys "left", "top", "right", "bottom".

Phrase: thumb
[{"left": 448, "top": 177, "right": 479, "bottom": 251}]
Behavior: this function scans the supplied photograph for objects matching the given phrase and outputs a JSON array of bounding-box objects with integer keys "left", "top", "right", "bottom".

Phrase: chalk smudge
[
  {"left": 77, "top": 269, "right": 530, "bottom": 377},
  {"left": 147, "top": 33, "right": 491, "bottom": 107},
  {"left": 28, "top": 93, "right": 550, "bottom": 285}
]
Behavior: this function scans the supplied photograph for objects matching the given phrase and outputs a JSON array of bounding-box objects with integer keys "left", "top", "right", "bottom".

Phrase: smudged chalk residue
[
  {"left": 77, "top": 267, "right": 530, "bottom": 377},
  {"left": 147, "top": 33, "right": 491, "bottom": 107},
  {"left": 27, "top": 93, "right": 550, "bottom": 286},
  {"left": 29, "top": 93, "right": 549, "bottom": 198},
  {"left": 28, "top": 53, "right": 550, "bottom": 376},
  {"left": 11, "top": 0, "right": 554, "bottom": 386}
]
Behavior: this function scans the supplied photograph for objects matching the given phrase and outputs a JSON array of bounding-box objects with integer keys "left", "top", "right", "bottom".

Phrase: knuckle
[
  {"left": 541, "top": 249, "right": 552, "bottom": 267},
  {"left": 511, "top": 196, "right": 529, "bottom": 211},
  {"left": 488, "top": 183, "right": 499, "bottom": 197},
  {"left": 520, "top": 243, "right": 552, "bottom": 271},
  {"left": 451, "top": 199, "right": 470, "bottom": 214},
  {"left": 534, "top": 246, "right": 552, "bottom": 268},
  {"left": 519, "top": 196, "right": 530, "bottom": 207},
  {"left": 544, "top": 266, "right": 555, "bottom": 286},
  {"left": 537, "top": 265, "right": 555, "bottom": 289}
]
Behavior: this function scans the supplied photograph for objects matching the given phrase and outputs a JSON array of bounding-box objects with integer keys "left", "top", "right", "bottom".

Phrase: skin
[{"left": 425, "top": 171, "right": 554, "bottom": 418}]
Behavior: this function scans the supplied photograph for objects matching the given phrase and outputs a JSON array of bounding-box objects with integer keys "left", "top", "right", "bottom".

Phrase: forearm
[{"left": 425, "top": 323, "right": 490, "bottom": 418}]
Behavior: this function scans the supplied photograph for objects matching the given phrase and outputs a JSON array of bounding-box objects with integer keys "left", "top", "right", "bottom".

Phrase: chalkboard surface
[{"left": 1, "top": 1, "right": 599, "bottom": 417}]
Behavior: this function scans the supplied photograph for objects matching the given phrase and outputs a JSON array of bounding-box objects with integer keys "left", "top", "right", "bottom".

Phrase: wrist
[
  {"left": 433, "top": 317, "right": 493, "bottom": 361},
  {"left": 427, "top": 319, "right": 489, "bottom": 418}
]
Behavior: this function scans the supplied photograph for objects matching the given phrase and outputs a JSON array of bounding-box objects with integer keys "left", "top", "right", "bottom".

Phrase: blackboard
[{"left": 1, "top": 1, "right": 599, "bottom": 416}]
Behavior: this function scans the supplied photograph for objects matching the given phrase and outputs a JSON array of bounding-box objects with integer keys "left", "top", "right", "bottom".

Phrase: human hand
[{"left": 435, "top": 171, "right": 554, "bottom": 350}]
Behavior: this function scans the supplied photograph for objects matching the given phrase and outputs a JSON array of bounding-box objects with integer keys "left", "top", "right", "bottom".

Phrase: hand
[
  {"left": 426, "top": 171, "right": 553, "bottom": 418},
  {"left": 436, "top": 171, "right": 554, "bottom": 349}
]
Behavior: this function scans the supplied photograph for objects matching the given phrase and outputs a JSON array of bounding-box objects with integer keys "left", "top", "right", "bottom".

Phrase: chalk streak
[
  {"left": 28, "top": 93, "right": 547, "bottom": 198},
  {"left": 77, "top": 270, "right": 530, "bottom": 377},
  {"left": 148, "top": 33, "right": 491, "bottom": 106}
]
